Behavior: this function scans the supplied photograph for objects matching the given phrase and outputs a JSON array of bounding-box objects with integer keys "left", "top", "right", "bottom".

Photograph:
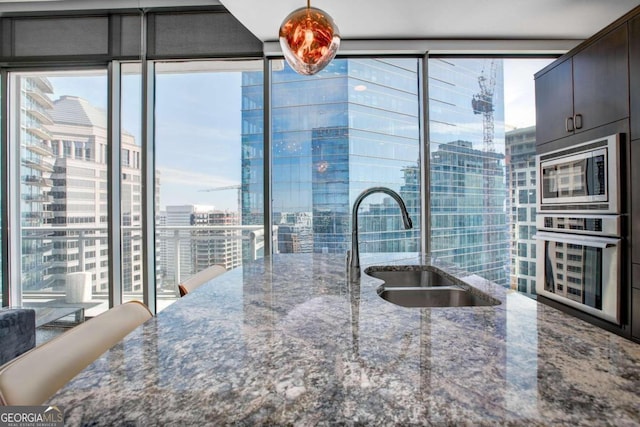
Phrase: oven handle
[{"left": 533, "top": 231, "right": 620, "bottom": 248}]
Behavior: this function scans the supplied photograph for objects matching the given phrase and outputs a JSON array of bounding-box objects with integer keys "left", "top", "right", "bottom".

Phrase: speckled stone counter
[{"left": 48, "top": 254, "right": 640, "bottom": 426}]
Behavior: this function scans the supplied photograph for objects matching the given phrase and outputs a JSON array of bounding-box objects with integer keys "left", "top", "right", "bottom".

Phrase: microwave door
[{"left": 539, "top": 148, "right": 608, "bottom": 205}]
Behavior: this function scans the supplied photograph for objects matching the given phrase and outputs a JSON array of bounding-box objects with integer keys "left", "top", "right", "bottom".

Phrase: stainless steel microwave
[{"left": 537, "top": 134, "right": 620, "bottom": 214}]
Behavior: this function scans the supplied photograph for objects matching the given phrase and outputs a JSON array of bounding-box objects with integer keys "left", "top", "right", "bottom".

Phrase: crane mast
[
  {"left": 471, "top": 59, "right": 498, "bottom": 260},
  {"left": 472, "top": 59, "right": 497, "bottom": 153}
]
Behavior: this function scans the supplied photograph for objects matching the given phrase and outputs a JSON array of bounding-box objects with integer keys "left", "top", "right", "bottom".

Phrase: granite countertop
[{"left": 49, "top": 253, "right": 640, "bottom": 426}]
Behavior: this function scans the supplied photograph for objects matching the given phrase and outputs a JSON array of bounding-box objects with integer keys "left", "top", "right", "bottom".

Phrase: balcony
[
  {"left": 19, "top": 224, "right": 277, "bottom": 315},
  {"left": 29, "top": 76, "right": 54, "bottom": 94},
  {"left": 22, "top": 211, "right": 54, "bottom": 220},
  {"left": 25, "top": 90, "right": 54, "bottom": 109},
  {"left": 27, "top": 108, "right": 54, "bottom": 126},
  {"left": 22, "top": 193, "right": 53, "bottom": 203},
  {"left": 22, "top": 157, "right": 55, "bottom": 173},
  {"left": 25, "top": 140, "right": 54, "bottom": 157},
  {"left": 22, "top": 175, "right": 53, "bottom": 187},
  {"left": 26, "top": 126, "right": 53, "bottom": 141}
]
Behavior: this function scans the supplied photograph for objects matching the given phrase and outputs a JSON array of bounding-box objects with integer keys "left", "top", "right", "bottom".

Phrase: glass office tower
[
  {"left": 243, "top": 58, "right": 422, "bottom": 255},
  {"left": 242, "top": 57, "right": 508, "bottom": 286}
]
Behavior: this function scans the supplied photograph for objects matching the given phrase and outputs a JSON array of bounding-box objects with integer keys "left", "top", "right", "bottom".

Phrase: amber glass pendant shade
[{"left": 279, "top": 4, "right": 340, "bottom": 76}]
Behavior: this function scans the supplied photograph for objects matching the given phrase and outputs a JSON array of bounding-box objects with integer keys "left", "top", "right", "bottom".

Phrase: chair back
[
  {"left": 178, "top": 265, "right": 226, "bottom": 297},
  {"left": 0, "top": 301, "right": 152, "bottom": 406}
]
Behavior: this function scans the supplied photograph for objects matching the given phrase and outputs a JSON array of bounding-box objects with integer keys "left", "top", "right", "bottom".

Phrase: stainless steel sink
[
  {"left": 365, "top": 266, "right": 501, "bottom": 308},
  {"left": 378, "top": 286, "right": 499, "bottom": 308},
  {"left": 365, "top": 267, "right": 455, "bottom": 288}
]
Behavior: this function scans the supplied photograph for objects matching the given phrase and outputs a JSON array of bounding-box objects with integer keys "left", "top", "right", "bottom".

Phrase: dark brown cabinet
[
  {"left": 633, "top": 142, "right": 640, "bottom": 265},
  {"left": 634, "top": 265, "right": 640, "bottom": 339},
  {"left": 629, "top": 15, "right": 640, "bottom": 140},
  {"left": 535, "top": 11, "right": 638, "bottom": 342},
  {"left": 535, "top": 59, "right": 573, "bottom": 144},
  {"left": 535, "top": 24, "right": 629, "bottom": 146}
]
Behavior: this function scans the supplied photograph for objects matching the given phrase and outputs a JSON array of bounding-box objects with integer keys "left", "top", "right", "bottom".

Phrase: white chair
[
  {"left": 0, "top": 301, "right": 152, "bottom": 406},
  {"left": 178, "top": 264, "right": 226, "bottom": 297}
]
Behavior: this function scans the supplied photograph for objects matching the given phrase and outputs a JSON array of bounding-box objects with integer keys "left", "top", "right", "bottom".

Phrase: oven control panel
[{"left": 536, "top": 214, "right": 620, "bottom": 237}]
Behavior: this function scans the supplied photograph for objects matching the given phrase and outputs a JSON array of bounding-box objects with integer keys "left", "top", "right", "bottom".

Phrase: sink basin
[
  {"left": 365, "top": 265, "right": 501, "bottom": 308},
  {"left": 378, "top": 286, "right": 499, "bottom": 308},
  {"left": 365, "top": 266, "right": 455, "bottom": 288}
]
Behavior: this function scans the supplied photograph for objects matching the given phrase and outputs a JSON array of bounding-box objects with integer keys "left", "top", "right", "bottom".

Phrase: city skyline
[
  {"left": 44, "top": 58, "right": 552, "bottom": 213},
  {"left": 14, "top": 57, "right": 551, "bottom": 299}
]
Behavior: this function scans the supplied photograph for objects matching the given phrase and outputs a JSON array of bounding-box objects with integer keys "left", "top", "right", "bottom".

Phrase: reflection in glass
[
  {"left": 430, "top": 57, "right": 554, "bottom": 296},
  {"left": 260, "top": 58, "right": 421, "bottom": 255}
]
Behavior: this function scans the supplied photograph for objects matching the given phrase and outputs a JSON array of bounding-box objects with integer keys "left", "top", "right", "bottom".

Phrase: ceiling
[
  {"left": 219, "top": 0, "right": 640, "bottom": 42},
  {"left": 2, "top": 0, "right": 640, "bottom": 44}
]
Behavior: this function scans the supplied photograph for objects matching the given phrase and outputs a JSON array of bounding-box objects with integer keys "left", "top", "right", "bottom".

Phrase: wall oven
[
  {"left": 535, "top": 215, "right": 621, "bottom": 324},
  {"left": 535, "top": 133, "right": 623, "bottom": 325}
]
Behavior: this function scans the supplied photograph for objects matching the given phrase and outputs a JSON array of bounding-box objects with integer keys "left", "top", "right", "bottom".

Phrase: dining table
[{"left": 47, "top": 253, "right": 640, "bottom": 426}]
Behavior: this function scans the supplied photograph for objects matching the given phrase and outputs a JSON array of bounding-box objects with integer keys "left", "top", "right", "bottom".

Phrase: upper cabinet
[
  {"left": 535, "top": 24, "right": 629, "bottom": 146},
  {"left": 629, "top": 15, "right": 640, "bottom": 140}
]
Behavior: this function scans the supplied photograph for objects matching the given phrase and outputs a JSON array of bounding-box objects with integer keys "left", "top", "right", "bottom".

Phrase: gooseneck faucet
[{"left": 347, "top": 187, "right": 413, "bottom": 280}]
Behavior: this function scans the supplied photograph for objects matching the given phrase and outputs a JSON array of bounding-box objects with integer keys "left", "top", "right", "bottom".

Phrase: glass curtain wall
[
  {"left": 428, "top": 57, "right": 553, "bottom": 294},
  {"left": 154, "top": 60, "right": 264, "bottom": 310},
  {"left": 260, "top": 58, "right": 421, "bottom": 256},
  {"left": 10, "top": 70, "right": 109, "bottom": 316}
]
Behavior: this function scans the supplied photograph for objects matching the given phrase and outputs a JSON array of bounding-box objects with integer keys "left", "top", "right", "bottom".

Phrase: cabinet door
[
  {"left": 535, "top": 58, "right": 574, "bottom": 145},
  {"left": 633, "top": 287, "right": 640, "bottom": 340},
  {"left": 573, "top": 24, "right": 629, "bottom": 133},
  {"left": 629, "top": 15, "right": 640, "bottom": 140},
  {"left": 633, "top": 141, "right": 640, "bottom": 264}
]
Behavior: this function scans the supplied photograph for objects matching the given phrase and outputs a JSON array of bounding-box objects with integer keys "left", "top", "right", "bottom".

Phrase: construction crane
[
  {"left": 198, "top": 185, "right": 242, "bottom": 214},
  {"left": 471, "top": 59, "right": 497, "bottom": 153},
  {"left": 471, "top": 59, "right": 498, "bottom": 255}
]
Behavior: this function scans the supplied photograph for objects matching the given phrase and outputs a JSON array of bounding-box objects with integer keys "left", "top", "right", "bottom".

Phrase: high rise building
[
  {"left": 20, "top": 76, "right": 56, "bottom": 292},
  {"left": 191, "top": 210, "right": 242, "bottom": 271},
  {"left": 46, "top": 95, "right": 144, "bottom": 294},
  {"left": 241, "top": 58, "right": 509, "bottom": 284},
  {"left": 428, "top": 58, "right": 509, "bottom": 287},
  {"left": 430, "top": 140, "right": 508, "bottom": 285},
  {"left": 505, "top": 126, "right": 537, "bottom": 296},
  {"left": 242, "top": 59, "right": 422, "bottom": 255},
  {"left": 158, "top": 205, "right": 241, "bottom": 286},
  {"left": 160, "top": 205, "right": 200, "bottom": 285}
]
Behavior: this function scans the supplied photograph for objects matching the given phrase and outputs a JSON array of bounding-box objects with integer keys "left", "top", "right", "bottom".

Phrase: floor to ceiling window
[
  {"left": 261, "top": 58, "right": 421, "bottom": 256},
  {"left": 428, "top": 57, "right": 553, "bottom": 295},
  {"left": 154, "top": 60, "right": 264, "bottom": 310},
  {"left": 10, "top": 69, "right": 109, "bottom": 316},
  {"left": 0, "top": 55, "right": 556, "bottom": 313}
]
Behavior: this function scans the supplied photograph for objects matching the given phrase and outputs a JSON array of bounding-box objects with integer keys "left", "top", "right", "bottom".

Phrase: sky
[
  {"left": 45, "top": 57, "right": 554, "bottom": 213},
  {"left": 503, "top": 58, "right": 555, "bottom": 129},
  {"left": 49, "top": 70, "right": 243, "bottom": 212}
]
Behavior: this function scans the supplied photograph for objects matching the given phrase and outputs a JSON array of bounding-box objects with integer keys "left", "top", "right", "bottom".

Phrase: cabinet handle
[
  {"left": 565, "top": 116, "right": 574, "bottom": 132},
  {"left": 574, "top": 113, "right": 583, "bottom": 130}
]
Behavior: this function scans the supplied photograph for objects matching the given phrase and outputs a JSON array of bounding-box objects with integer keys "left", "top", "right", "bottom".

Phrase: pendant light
[{"left": 279, "top": 0, "right": 340, "bottom": 75}]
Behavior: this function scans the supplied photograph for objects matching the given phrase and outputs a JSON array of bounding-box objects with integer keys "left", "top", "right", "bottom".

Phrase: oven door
[{"left": 535, "top": 231, "right": 620, "bottom": 324}]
